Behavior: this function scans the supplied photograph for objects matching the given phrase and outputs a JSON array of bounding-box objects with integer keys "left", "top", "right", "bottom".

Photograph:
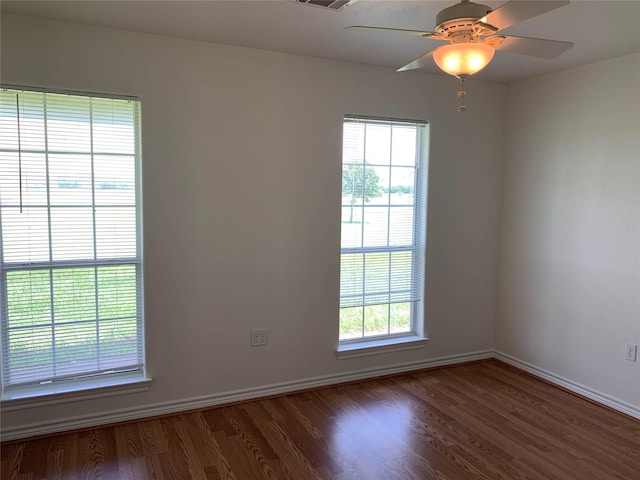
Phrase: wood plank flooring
[{"left": 2, "top": 360, "right": 639, "bottom": 479}]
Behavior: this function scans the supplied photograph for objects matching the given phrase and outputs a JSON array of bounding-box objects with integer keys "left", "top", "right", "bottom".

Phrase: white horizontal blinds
[
  {"left": 340, "top": 116, "right": 426, "bottom": 340},
  {"left": 0, "top": 87, "right": 143, "bottom": 388}
]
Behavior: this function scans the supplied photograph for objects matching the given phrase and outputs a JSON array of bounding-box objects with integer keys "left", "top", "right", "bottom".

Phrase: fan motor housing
[{"left": 435, "top": 1, "right": 493, "bottom": 34}]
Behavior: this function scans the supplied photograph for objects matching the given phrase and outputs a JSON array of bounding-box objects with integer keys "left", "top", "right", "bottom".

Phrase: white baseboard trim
[
  {"left": 1, "top": 350, "right": 493, "bottom": 442},
  {"left": 494, "top": 351, "right": 640, "bottom": 420}
]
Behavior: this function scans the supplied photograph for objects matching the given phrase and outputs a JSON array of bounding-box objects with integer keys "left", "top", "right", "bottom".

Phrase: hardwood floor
[{"left": 2, "top": 360, "right": 639, "bottom": 479}]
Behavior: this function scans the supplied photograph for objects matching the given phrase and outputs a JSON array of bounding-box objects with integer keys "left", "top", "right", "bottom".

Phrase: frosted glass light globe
[{"left": 433, "top": 43, "right": 495, "bottom": 77}]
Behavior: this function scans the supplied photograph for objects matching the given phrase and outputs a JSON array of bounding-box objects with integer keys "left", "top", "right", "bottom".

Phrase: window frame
[
  {"left": 0, "top": 85, "right": 148, "bottom": 402},
  {"left": 337, "top": 115, "right": 429, "bottom": 355}
]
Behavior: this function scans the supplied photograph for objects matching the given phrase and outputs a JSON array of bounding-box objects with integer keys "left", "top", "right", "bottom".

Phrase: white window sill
[
  {"left": 1, "top": 373, "right": 152, "bottom": 411},
  {"left": 336, "top": 335, "right": 428, "bottom": 359}
]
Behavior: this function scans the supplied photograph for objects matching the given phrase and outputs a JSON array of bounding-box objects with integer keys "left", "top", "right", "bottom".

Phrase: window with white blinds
[
  {"left": 0, "top": 87, "right": 144, "bottom": 393},
  {"left": 339, "top": 115, "right": 428, "bottom": 342}
]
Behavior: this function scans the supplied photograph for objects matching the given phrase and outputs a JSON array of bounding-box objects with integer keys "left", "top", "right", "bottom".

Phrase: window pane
[
  {"left": 362, "top": 207, "right": 388, "bottom": 247},
  {"left": 8, "top": 326, "right": 53, "bottom": 383},
  {"left": 341, "top": 206, "right": 362, "bottom": 248},
  {"left": 342, "top": 123, "right": 364, "bottom": 163},
  {"left": 339, "top": 307, "right": 363, "bottom": 340},
  {"left": 53, "top": 268, "right": 96, "bottom": 323},
  {"left": 389, "top": 167, "right": 415, "bottom": 206},
  {"left": 1, "top": 207, "right": 50, "bottom": 263},
  {"left": 0, "top": 152, "right": 48, "bottom": 206},
  {"left": 364, "top": 252, "right": 390, "bottom": 302},
  {"left": 340, "top": 253, "right": 364, "bottom": 307},
  {"left": 6, "top": 270, "right": 51, "bottom": 328},
  {"left": 94, "top": 155, "right": 136, "bottom": 206},
  {"left": 92, "top": 97, "right": 136, "bottom": 155},
  {"left": 342, "top": 164, "right": 383, "bottom": 207},
  {"left": 389, "top": 207, "right": 414, "bottom": 246},
  {"left": 364, "top": 304, "right": 389, "bottom": 337},
  {"left": 98, "top": 265, "right": 137, "bottom": 319},
  {"left": 50, "top": 207, "right": 94, "bottom": 261},
  {"left": 0, "top": 90, "right": 46, "bottom": 151},
  {"left": 54, "top": 322, "right": 98, "bottom": 376},
  {"left": 49, "top": 154, "right": 92, "bottom": 205},
  {"left": 391, "top": 126, "right": 417, "bottom": 166},
  {"left": 95, "top": 207, "right": 136, "bottom": 258},
  {"left": 365, "top": 124, "right": 391, "bottom": 166},
  {"left": 99, "top": 318, "right": 139, "bottom": 368},
  {"left": 390, "top": 251, "right": 413, "bottom": 295},
  {"left": 46, "top": 95, "right": 91, "bottom": 152},
  {"left": 390, "top": 302, "right": 411, "bottom": 333}
]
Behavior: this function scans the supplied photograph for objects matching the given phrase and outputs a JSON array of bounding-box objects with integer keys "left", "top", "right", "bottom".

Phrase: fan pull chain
[
  {"left": 16, "top": 94, "right": 23, "bottom": 213},
  {"left": 457, "top": 76, "right": 467, "bottom": 112}
]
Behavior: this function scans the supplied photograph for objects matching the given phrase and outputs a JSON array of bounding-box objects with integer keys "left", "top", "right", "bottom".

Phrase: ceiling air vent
[{"left": 296, "top": 0, "right": 358, "bottom": 11}]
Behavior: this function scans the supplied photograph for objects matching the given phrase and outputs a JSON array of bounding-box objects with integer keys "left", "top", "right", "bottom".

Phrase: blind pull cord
[{"left": 16, "top": 94, "right": 23, "bottom": 213}]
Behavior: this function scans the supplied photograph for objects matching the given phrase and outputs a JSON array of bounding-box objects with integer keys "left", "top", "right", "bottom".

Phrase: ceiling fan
[{"left": 348, "top": 0, "right": 573, "bottom": 110}]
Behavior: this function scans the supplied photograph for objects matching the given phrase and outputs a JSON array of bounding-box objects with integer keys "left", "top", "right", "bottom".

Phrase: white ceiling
[{"left": 2, "top": 0, "right": 639, "bottom": 84}]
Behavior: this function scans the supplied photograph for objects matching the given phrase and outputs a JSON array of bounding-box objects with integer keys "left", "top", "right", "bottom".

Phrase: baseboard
[
  {"left": 6, "top": 349, "right": 635, "bottom": 442},
  {"left": 1, "top": 349, "right": 493, "bottom": 442},
  {"left": 494, "top": 350, "right": 640, "bottom": 420}
]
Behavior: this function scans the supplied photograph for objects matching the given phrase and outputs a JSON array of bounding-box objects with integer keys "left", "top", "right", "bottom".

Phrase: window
[
  {"left": 339, "top": 115, "right": 428, "bottom": 345},
  {"left": 0, "top": 87, "right": 144, "bottom": 398}
]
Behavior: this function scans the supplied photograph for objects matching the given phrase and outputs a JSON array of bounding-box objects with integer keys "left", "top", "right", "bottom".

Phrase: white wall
[
  {"left": 497, "top": 53, "right": 640, "bottom": 409},
  {"left": 1, "top": 14, "right": 504, "bottom": 434}
]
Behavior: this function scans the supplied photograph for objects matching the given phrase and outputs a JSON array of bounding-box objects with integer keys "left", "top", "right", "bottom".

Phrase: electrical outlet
[
  {"left": 251, "top": 329, "right": 268, "bottom": 347},
  {"left": 624, "top": 344, "right": 637, "bottom": 362}
]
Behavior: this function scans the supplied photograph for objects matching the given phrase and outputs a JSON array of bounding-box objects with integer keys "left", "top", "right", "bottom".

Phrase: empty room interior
[{"left": 0, "top": 0, "right": 639, "bottom": 478}]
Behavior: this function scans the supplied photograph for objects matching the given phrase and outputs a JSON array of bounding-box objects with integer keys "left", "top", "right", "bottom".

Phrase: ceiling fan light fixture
[{"left": 432, "top": 42, "right": 495, "bottom": 77}]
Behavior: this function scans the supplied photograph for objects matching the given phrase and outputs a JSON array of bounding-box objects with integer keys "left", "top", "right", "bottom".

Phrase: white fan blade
[
  {"left": 494, "top": 35, "right": 573, "bottom": 59},
  {"left": 481, "top": 0, "right": 569, "bottom": 32},
  {"left": 397, "top": 50, "right": 436, "bottom": 72},
  {"left": 346, "top": 26, "right": 440, "bottom": 38}
]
